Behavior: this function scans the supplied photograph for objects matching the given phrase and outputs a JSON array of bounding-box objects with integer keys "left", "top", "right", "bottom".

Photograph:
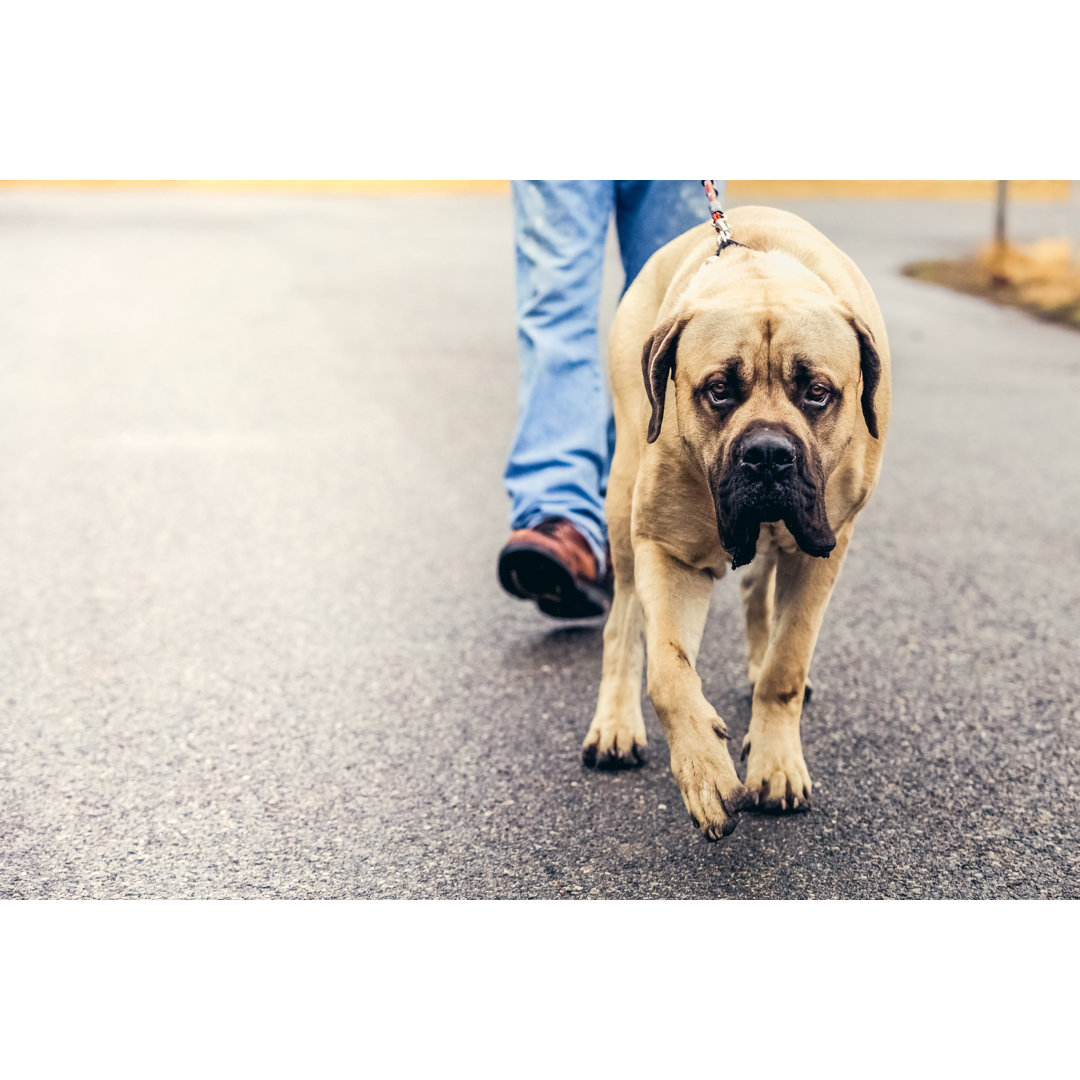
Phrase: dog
[{"left": 581, "top": 206, "right": 891, "bottom": 840}]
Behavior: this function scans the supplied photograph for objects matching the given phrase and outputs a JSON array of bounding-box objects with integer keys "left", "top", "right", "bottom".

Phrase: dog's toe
[
  {"left": 747, "top": 762, "right": 812, "bottom": 814},
  {"left": 592, "top": 741, "right": 647, "bottom": 770},
  {"left": 595, "top": 741, "right": 646, "bottom": 769},
  {"left": 582, "top": 720, "right": 648, "bottom": 771},
  {"left": 684, "top": 782, "right": 746, "bottom": 841},
  {"left": 670, "top": 737, "right": 746, "bottom": 841}
]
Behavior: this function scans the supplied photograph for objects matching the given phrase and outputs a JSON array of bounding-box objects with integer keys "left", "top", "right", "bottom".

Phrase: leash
[{"left": 702, "top": 180, "right": 736, "bottom": 253}]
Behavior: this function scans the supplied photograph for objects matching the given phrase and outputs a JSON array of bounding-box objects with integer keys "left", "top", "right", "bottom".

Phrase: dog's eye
[
  {"left": 804, "top": 383, "right": 832, "bottom": 405},
  {"left": 705, "top": 382, "right": 733, "bottom": 407}
]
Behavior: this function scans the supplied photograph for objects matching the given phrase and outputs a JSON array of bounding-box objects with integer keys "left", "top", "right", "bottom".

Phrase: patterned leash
[{"left": 702, "top": 179, "right": 734, "bottom": 252}]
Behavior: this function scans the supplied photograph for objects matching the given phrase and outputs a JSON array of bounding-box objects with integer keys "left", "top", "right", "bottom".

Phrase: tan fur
[{"left": 581, "top": 207, "right": 891, "bottom": 838}]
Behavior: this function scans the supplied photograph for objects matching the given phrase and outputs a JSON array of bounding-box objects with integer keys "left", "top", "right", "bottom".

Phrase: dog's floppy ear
[
  {"left": 848, "top": 314, "right": 881, "bottom": 440},
  {"left": 641, "top": 316, "right": 687, "bottom": 444}
]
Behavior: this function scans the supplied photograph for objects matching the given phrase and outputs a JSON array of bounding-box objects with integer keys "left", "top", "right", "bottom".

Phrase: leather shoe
[{"left": 497, "top": 518, "right": 612, "bottom": 619}]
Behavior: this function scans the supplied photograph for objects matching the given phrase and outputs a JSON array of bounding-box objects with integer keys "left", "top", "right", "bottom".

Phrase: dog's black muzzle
[
  {"left": 736, "top": 427, "right": 799, "bottom": 510},
  {"left": 712, "top": 423, "right": 837, "bottom": 569}
]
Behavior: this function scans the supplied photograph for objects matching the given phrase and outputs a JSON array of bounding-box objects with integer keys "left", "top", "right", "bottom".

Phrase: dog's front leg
[
  {"left": 742, "top": 522, "right": 853, "bottom": 810},
  {"left": 635, "top": 540, "right": 747, "bottom": 839},
  {"left": 739, "top": 549, "right": 776, "bottom": 688},
  {"left": 582, "top": 578, "right": 647, "bottom": 768}
]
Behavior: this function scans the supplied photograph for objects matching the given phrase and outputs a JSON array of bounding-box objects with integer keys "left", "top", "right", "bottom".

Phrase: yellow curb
[
  {"left": 727, "top": 180, "right": 1071, "bottom": 202},
  {"left": 0, "top": 180, "right": 1071, "bottom": 201},
  {"left": 0, "top": 179, "right": 511, "bottom": 196}
]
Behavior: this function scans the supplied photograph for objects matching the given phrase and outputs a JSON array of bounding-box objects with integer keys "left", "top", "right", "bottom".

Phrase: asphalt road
[{"left": 1, "top": 190, "right": 1078, "bottom": 899}]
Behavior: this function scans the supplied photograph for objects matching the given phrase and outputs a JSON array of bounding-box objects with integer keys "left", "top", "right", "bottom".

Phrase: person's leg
[
  {"left": 614, "top": 180, "right": 714, "bottom": 290},
  {"left": 503, "top": 180, "right": 615, "bottom": 568},
  {"left": 500, "top": 181, "right": 715, "bottom": 618}
]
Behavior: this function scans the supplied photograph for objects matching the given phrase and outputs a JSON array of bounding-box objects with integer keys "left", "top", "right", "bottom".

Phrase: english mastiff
[{"left": 581, "top": 206, "right": 891, "bottom": 839}]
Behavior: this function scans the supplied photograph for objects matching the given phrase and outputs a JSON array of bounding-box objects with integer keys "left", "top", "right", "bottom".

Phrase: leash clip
[{"left": 702, "top": 179, "right": 733, "bottom": 252}]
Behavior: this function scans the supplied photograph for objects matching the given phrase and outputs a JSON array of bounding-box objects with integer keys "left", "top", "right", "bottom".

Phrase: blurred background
[{"left": 1, "top": 179, "right": 1078, "bottom": 899}]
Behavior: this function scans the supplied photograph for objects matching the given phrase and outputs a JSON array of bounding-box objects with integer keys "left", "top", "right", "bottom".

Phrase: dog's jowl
[{"left": 581, "top": 206, "right": 891, "bottom": 840}]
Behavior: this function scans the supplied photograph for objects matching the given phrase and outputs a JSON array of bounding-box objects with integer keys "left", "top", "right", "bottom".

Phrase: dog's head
[{"left": 642, "top": 271, "right": 881, "bottom": 569}]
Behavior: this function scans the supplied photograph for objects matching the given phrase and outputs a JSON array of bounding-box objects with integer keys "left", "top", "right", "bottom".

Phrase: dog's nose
[{"left": 739, "top": 430, "right": 797, "bottom": 477}]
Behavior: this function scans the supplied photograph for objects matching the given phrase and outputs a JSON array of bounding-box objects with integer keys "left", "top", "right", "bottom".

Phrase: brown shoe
[{"left": 498, "top": 518, "right": 612, "bottom": 619}]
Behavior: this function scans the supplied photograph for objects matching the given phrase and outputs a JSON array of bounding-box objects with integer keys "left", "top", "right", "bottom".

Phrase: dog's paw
[
  {"left": 741, "top": 728, "right": 812, "bottom": 812},
  {"left": 669, "top": 729, "right": 747, "bottom": 840},
  {"left": 582, "top": 712, "right": 648, "bottom": 770}
]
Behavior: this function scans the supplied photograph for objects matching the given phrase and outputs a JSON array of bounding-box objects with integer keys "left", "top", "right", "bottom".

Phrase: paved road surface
[{"left": 1, "top": 190, "right": 1077, "bottom": 898}]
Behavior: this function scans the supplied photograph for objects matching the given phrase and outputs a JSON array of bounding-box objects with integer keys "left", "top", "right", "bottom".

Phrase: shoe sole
[{"left": 498, "top": 543, "right": 609, "bottom": 619}]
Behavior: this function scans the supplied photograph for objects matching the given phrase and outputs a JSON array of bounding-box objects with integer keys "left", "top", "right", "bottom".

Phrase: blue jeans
[{"left": 504, "top": 180, "right": 717, "bottom": 571}]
